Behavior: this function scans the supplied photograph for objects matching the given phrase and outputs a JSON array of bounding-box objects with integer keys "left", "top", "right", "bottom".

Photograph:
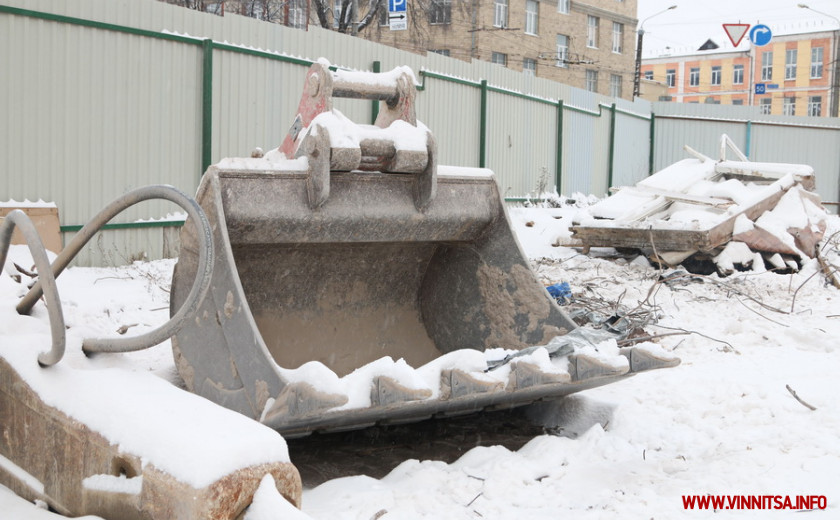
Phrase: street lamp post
[
  {"left": 799, "top": 3, "right": 840, "bottom": 117},
  {"left": 633, "top": 5, "right": 677, "bottom": 99}
]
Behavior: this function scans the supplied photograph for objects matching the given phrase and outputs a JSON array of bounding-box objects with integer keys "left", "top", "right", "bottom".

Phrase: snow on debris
[{"left": 3, "top": 195, "right": 840, "bottom": 518}]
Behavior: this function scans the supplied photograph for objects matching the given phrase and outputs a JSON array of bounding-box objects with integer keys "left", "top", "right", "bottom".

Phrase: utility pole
[{"left": 633, "top": 5, "right": 677, "bottom": 99}]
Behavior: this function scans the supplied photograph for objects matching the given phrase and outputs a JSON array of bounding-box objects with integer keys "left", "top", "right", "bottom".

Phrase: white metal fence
[{"left": 1, "top": 0, "right": 838, "bottom": 266}]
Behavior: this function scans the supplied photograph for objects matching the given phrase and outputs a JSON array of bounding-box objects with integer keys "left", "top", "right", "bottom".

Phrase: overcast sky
[{"left": 637, "top": 0, "right": 840, "bottom": 57}]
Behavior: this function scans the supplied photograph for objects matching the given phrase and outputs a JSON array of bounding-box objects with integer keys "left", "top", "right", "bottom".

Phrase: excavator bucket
[{"left": 170, "top": 62, "right": 678, "bottom": 438}]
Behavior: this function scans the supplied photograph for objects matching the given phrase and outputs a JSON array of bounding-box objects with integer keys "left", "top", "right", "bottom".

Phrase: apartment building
[
  {"left": 641, "top": 29, "right": 838, "bottom": 117},
  {"left": 360, "top": 0, "right": 639, "bottom": 100}
]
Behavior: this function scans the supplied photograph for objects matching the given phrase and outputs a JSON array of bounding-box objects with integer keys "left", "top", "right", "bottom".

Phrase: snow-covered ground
[{"left": 2, "top": 201, "right": 839, "bottom": 519}]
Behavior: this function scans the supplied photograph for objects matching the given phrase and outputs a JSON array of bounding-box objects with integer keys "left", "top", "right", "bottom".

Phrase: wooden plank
[{"left": 611, "top": 186, "right": 734, "bottom": 208}]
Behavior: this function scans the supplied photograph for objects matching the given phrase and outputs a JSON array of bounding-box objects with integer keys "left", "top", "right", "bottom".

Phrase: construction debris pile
[{"left": 570, "top": 135, "right": 829, "bottom": 276}]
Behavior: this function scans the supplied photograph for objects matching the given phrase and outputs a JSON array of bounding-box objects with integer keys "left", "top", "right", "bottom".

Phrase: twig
[
  {"left": 13, "top": 262, "right": 37, "bottom": 278},
  {"left": 466, "top": 493, "right": 483, "bottom": 507},
  {"left": 735, "top": 297, "right": 788, "bottom": 327},
  {"left": 785, "top": 384, "right": 817, "bottom": 411},
  {"left": 653, "top": 324, "right": 739, "bottom": 353},
  {"left": 617, "top": 331, "right": 690, "bottom": 346},
  {"left": 116, "top": 323, "right": 139, "bottom": 335},
  {"left": 790, "top": 268, "right": 825, "bottom": 314}
]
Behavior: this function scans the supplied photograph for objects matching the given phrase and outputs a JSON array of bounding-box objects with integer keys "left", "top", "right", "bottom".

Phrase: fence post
[
  {"left": 479, "top": 79, "right": 488, "bottom": 168},
  {"left": 201, "top": 39, "right": 214, "bottom": 178},
  {"left": 371, "top": 60, "right": 381, "bottom": 124},
  {"left": 648, "top": 112, "right": 656, "bottom": 175},
  {"left": 607, "top": 103, "right": 616, "bottom": 190},
  {"left": 555, "top": 100, "right": 564, "bottom": 193},
  {"left": 745, "top": 119, "right": 752, "bottom": 159}
]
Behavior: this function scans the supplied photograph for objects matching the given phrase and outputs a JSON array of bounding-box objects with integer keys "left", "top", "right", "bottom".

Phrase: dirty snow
[{"left": 2, "top": 200, "right": 840, "bottom": 518}]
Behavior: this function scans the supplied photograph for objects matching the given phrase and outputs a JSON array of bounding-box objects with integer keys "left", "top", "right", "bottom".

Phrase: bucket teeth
[
  {"left": 508, "top": 361, "right": 571, "bottom": 390},
  {"left": 568, "top": 354, "right": 630, "bottom": 381},
  {"left": 441, "top": 369, "right": 505, "bottom": 400},
  {"left": 371, "top": 376, "right": 433, "bottom": 407},
  {"left": 621, "top": 346, "right": 682, "bottom": 372},
  {"left": 263, "top": 382, "right": 348, "bottom": 423}
]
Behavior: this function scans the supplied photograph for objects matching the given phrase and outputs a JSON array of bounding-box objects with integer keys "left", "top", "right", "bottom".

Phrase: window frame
[
  {"left": 808, "top": 95, "right": 822, "bottom": 116},
  {"left": 733, "top": 64, "right": 744, "bottom": 84},
  {"left": 689, "top": 67, "right": 700, "bottom": 87},
  {"left": 557, "top": 0, "right": 569, "bottom": 14},
  {"left": 759, "top": 98, "right": 772, "bottom": 114},
  {"left": 711, "top": 66, "right": 721, "bottom": 86},
  {"left": 783, "top": 96, "right": 795, "bottom": 116},
  {"left": 587, "top": 15, "right": 599, "bottom": 49},
  {"left": 491, "top": 51, "right": 508, "bottom": 66},
  {"left": 666, "top": 69, "right": 675, "bottom": 87},
  {"left": 612, "top": 22, "right": 623, "bottom": 54},
  {"left": 523, "top": 57, "right": 537, "bottom": 75},
  {"left": 586, "top": 69, "right": 598, "bottom": 92},
  {"left": 761, "top": 51, "right": 773, "bottom": 81},
  {"left": 556, "top": 34, "right": 569, "bottom": 68},
  {"left": 494, "top": 0, "right": 508, "bottom": 28},
  {"left": 428, "top": 0, "right": 452, "bottom": 25},
  {"left": 785, "top": 48, "right": 797, "bottom": 80},
  {"left": 525, "top": 0, "right": 538, "bottom": 35},
  {"left": 610, "top": 74, "right": 622, "bottom": 98},
  {"left": 811, "top": 47, "right": 823, "bottom": 79}
]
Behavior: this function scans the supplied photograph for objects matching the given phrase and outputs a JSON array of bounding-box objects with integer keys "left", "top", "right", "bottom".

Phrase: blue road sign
[
  {"left": 389, "top": 0, "right": 406, "bottom": 13},
  {"left": 750, "top": 24, "right": 772, "bottom": 46},
  {"left": 755, "top": 83, "right": 766, "bottom": 94}
]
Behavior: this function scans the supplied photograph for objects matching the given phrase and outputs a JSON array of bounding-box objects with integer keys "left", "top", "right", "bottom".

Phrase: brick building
[
  {"left": 641, "top": 29, "right": 839, "bottom": 117},
  {"left": 359, "top": 0, "right": 639, "bottom": 100}
]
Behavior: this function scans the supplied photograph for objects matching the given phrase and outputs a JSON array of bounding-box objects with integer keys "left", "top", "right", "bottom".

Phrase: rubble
[{"left": 569, "top": 135, "right": 829, "bottom": 275}]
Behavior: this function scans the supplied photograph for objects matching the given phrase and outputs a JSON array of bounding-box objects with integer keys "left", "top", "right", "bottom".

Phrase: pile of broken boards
[{"left": 569, "top": 138, "right": 828, "bottom": 276}]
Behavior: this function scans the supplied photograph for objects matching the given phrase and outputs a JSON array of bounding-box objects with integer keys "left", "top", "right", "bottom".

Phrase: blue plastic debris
[{"left": 546, "top": 282, "right": 572, "bottom": 305}]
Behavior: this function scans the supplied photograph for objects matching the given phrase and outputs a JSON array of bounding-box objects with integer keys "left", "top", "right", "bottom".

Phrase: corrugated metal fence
[{"left": 1, "top": 0, "right": 838, "bottom": 266}]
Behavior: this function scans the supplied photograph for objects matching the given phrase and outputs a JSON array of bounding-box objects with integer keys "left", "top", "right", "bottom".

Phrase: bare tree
[{"left": 311, "top": 0, "right": 386, "bottom": 34}]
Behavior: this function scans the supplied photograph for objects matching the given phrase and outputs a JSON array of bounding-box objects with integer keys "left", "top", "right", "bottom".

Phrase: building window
[
  {"left": 610, "top": 74, "right": 622, "bottom": 97},
  {"left": 287, "top": 0, "right": 307, "bottom": 28},
  {"left": 808, "top": 95, "right": 822, "bottom": 116},
  {"left": 556, "top": 34, "right": 569, "bottom": 67},
  {"left": 733, "top": 64, "right": 744, "bottom": 84},
  {"left": 732, "top": 99, "right": 744, "bottom": 105},
  {"left": 525, "top": 0, "right": 538, "bottom": 35},
  {"left": 612, "top": 22, "right": 623, "bottom": 53},
  {"left": 586, "top": 69, "right": 598, "bottom": 92},
  {"left": 783, "top": 96, "right": 795, "bottom": 116},
  {"left": 760, "top": 98, "right": 772, "bottom": 114},
  {"left": 429, "top": 0, "right": 451, "bottom": 25},
  {"left": 666, "top": 69, "right": 675, "bottom": 87},
  {"left": 523, "top": 58, "right": 537, "bottom": 75},
  {"left": 558, "top": 0, "right": 569, "bottom": 14},
  {"left": 761, "top": 51, "right": 773, "bottom": 81},
  {"left": 491, "top": 52, "right": 507, "bottom": 66},
  {"left": 689, "top": 67, "right": 700, "bottom": 87},
  {"left": 494, "top": 0, "right": 508, "bottom": 28},
  {"left": 711, "top": 66, "right": 721, "bottom": 86},
  {"left": 379, "top": 6, "right": 388, "bottom": 26},
  {"left": 430, "top": 49, "right": 450, "bottom": 56},
  {"left": 587, "top": 16, "right": 599, "bottom": 48},
  {"left": 785, "top": 49, "right": 797, "bottom": 80},
  {"left": 811, "top": 47, "right": 823, "bottom": 79},
  {"left": 644, "top": 70, "right": 653, "bottom": 80}
]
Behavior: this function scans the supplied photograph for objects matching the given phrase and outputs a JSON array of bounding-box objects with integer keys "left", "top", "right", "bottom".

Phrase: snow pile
[
  {"left": 2, "top": 202, "right": 840, "bottom": 518},
  {"left": 0, "top": 249, "right": 291, "bottom": 492}
]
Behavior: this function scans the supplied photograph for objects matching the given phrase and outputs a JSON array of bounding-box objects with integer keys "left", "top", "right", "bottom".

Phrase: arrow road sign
[
  {"left": 749, "top": 24, "right": 772, "bottom": 46},
  {"left": 389, "top": 14, "right": 405, "bottom": 20},
  {"left": 722, "top": 23, "right": 750, "bottom": 47}
]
